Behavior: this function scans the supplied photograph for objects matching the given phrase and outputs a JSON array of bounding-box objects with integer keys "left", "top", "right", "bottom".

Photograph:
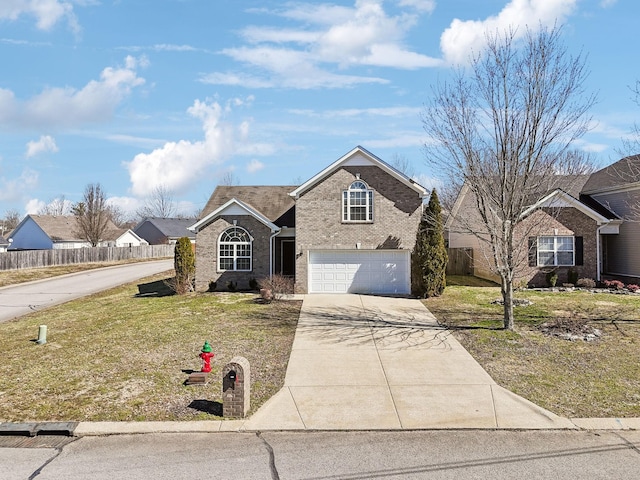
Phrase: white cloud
[
  {"left": 440, "top": 0, "right": 578, "bottom": 65},
  {"left": 25, "top": 135, "right": 58, "bottom": 158},
  {"left": 106, "top": 196, "right": 143, "bottom": 218},
  {"left": 0, "top": 0, "right": 80, "bottom": 33},
  {"left": 246, "top": 159, "right": 265, "bottom": 173},
  {"left": 397, "top": 0, "right": 436, "bottom": 13},
  {"left": 125, "top": 99, "right": 241, "bottom": 197},
  {"left": 206, "top": 0, "right": 440, "bottom": 89},
  {"left": 290, "top": 106, "right": 420, "bottom": 119},
  {"left": 0, "top": 168, "right": 39, "bottom": 203},
  {"left": 0, "top": 56, "right": 145, "bottom": 129},
  {"left": 25, "top": 198, "right": 45, "bottom": 215}
]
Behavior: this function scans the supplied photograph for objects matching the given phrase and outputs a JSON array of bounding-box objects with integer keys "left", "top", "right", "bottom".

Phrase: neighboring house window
[
  {"left": 218, "top": 226, "right": 252, "bottom": 271},
  {"left": 342, "top": 180, "right": 374, "bottom": 222},
  {"left": 536, "top": 236, "right": 574, "bottom": 266}
]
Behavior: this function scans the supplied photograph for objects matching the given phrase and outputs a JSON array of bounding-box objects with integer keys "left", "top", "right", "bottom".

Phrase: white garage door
[{"left": 309, "top": 250, "right": 410, "bottom": 294}]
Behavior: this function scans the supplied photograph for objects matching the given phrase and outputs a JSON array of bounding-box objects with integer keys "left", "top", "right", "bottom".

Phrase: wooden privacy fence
[
  {"left": 0, "top": 245, "right": 174, "bottom": 271},
  {"left": 447, "top": 247, "right": 473, "bottom": 276}
]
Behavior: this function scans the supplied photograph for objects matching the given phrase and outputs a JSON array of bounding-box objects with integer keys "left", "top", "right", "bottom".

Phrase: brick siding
[
  {"left": 194, "top": 215, "right": 273, "bottom": 291},
  {"left": 294, "top": 165, "right": 423, "bottom": 293}
]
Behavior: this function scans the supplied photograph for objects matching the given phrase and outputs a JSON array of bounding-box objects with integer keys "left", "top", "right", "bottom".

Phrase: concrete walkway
[{"left": 244, "top": 294, "right": 575, "bottom": 430}]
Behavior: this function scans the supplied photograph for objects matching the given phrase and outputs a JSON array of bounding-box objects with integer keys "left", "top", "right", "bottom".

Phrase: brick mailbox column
[{"left": 222, "top": 356, "right": 250, "bottom": 418}]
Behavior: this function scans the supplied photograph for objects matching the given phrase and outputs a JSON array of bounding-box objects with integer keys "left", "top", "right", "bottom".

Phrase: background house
[
  {"left": 8, "top": 215, "right": 121, "bottom": 250},
  {"left": 0, "top": 235, "right": 9, "bottom": 253},
  {"left": 133, "top": 218, "right": 196, "bottom": 245},
  {"left": 581, "top": 154, "right": 640, "bottom": 284}
]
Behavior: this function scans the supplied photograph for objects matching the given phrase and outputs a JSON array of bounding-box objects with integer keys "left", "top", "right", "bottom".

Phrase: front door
[{"left": 281, "top": 240, "right": 295, "bottom": 277}]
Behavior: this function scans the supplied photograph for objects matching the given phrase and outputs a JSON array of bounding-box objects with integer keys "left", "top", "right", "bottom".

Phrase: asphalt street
[
  {"left": 3, "top": 430, "right": 640, "bottom": 479},
  {"left": 0, "top": 259, "right": 173, "bottom": 323}
]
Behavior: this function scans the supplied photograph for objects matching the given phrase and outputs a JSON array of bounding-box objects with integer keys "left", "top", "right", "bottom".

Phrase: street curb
[
  {"left": 2, "top": 419, "right": 639, "bottom": 437},
  {"left": 0, "top": 422, "right": 78, "bottom": 437}
]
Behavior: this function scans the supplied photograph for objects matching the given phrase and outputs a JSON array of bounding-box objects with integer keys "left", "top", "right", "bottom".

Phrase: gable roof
[
  {"left": 520, "top": 189, "right": 618, "bottom": 224},
  {"left": 200, "top": 186, "right": 296, "bottom": 226},
  {"left": 289, "top": 145, "right": 428, "bottom": 199},
  {"left": 189, "top": 198, "right": 280, "bottom": 233},
  {"left": 445, "top": 176, "right": 619, "bottom": 231},
  {"left": 582, "top": 154, "right": 640, "bottom": 194},
  {"left": 134, "top": 217, "right": 196, "bottom": 239}
]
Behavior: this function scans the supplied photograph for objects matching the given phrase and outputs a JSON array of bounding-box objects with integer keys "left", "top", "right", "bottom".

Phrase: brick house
[
  {"left": 189, "top": 146, "right": 428, "bottom": 294},
  {"left": 445, "top": 161, "right": 634, "bottom": 286}
]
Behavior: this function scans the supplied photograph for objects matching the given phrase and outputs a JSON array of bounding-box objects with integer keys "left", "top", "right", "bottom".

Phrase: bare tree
[
  {"left": 136, "top": 185, "right": 178, "bottom": 220},
  {"left": 219, "top": 170, "right": 239, "bottom": 186},
  {"left": 422, "top": 25, "right": 595, "bottom": 330},
  {"left": 390, "top": 153, "right": 416, "bottom": 178},
  {"left": 38, "top": 195, "right": 72, "bottom": 216},
  {"left": 73, "top": 183, "right": 111, "bottom": 247},
  {"left": 618, "top": 80, "right": 640, "bottom": 157},
  {"left": 1, "top": 209, "right": 20, "bottom": 236}
]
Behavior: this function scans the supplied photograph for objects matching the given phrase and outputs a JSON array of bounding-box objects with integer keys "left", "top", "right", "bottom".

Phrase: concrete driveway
[
  {"left": 245, "top": 294, "right": 575, "bottom": 430},
  {"left": 0, "top": 260, "right": 173, "bottom": 323}
]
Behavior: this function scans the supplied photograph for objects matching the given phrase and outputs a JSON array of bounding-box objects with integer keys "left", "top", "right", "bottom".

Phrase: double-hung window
[
  {"left": 537, "top": 236, "right": 574, "bottom": 266},
  {"left": 218, "top": 226, "right": 252, "bottom": 271},
  {"left": 342, "top": 180, "right": 373, "bottom": 222}
]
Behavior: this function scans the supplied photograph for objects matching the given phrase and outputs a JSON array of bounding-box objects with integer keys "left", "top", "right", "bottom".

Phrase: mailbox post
[{"left": 222, "top": 356, "right": 250, "bottom": 418}]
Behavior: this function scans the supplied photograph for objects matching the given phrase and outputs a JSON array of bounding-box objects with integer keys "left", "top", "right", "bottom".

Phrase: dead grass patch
[
  {"left": 0, "top": 273, "right": 300, "bottom": 422},
  {"left": 426, "top": 281, "right": 640, "bottom": 418}
]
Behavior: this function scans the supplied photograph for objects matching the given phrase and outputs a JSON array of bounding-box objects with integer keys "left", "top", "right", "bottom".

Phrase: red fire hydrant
[{"left": 199, "top": 341, "right": 214, "bottom": 373}]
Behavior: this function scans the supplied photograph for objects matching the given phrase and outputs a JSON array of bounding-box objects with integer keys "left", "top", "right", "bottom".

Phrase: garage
[{"left": 308, "top": 250, "right": 410, "bottom": 294}]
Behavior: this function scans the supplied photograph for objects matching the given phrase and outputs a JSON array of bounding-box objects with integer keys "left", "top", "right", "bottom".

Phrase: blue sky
[{"left": 0, "top": 0, "right": 637, "bottom": 218}]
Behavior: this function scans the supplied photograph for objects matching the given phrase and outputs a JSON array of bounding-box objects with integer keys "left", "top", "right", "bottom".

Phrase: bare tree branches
[
  {"left": 136, "top": 185, "right": 178, "bottom": 220},
  {"left": 38, "top": 196, "right": 73, "bottom": 216},
  {"left": 423, "top": 25, "right": 596, "bottom": 329},
  {"left": 73, "top": 183, "right": 111, "bottom": 247}
]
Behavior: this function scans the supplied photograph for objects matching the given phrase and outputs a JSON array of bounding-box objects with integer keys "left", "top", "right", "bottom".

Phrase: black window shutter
[
  {"left": 528, "top": 237, "right": 537, "bottom": 267},
  {"left": 575, "top": 236, "right": 583, "bottom": 266}
]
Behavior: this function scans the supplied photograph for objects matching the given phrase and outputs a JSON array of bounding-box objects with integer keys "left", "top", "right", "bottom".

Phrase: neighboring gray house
[
  {"left": 581, "top": 154, "right": 640, "bottom": 283},
  {"left": 133, "top": 218, "right": 196, "bottom": 245},
  {"left": 189, "top": 146, "right": 428, "bottom": 294},
  {"left": 7, "top": 215, "right": 122, "bottom": 250}
]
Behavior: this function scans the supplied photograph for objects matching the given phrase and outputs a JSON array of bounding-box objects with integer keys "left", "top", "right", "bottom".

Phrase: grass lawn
[
  {"left": 0, "top": 273, "right": 300, "bottom": 422},
  {"left": 426, "top": 275, "right": 640, "bottom": 418}
]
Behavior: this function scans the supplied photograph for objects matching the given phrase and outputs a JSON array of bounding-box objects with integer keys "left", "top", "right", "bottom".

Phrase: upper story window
[
  {"left": 537, "top": 236, "right": 574, "bottom": 266},
  {"left": 218, "top": 226, "right": 252, "bottom": 271},
  {"left": 342, "top": 180, "right": 373, "bottom": 222}
]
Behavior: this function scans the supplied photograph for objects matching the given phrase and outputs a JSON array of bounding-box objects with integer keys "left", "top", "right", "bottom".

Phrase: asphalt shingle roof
[{"left": 200, "top": 186, "right": 297, "bottom": 227}]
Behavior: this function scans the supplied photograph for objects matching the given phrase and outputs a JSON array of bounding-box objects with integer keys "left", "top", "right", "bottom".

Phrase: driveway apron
[{"left": 245, "top": 294, "right": 574, "bottom": 430}]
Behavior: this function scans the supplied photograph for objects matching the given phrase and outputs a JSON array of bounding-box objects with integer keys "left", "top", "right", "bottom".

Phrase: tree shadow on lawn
[{"left": 135, "top": 278, "right": 176, "bottom": 297}]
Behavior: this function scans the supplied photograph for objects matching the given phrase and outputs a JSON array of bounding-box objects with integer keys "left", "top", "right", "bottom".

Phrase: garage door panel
[{"left": 309, "top": 250, "right": 409, "bottom": 294}]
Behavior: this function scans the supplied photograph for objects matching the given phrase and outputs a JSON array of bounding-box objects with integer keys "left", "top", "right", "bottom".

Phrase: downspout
[
  {"left": 269, "top": 230, "right": 279, "bottom": 278},
  {"left": 596, "top": 225, "right": 604, "bottom": 282}
]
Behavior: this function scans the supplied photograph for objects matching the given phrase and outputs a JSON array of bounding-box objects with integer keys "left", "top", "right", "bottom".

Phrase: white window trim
[
  {"left": 537, "top": 235, "right": 575, "bottom": 267},
  {"left": 218, "top": 226, "right": 253, "bottom": 272},
  {"left": 342, "top": 180, "right": 374, "bottom": 223}
]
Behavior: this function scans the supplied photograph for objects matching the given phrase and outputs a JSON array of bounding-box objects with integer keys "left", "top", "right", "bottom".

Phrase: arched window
[
  {"left": 342, "top": 180, "right": 373, "bottom": 222},
  {"left": 218, "top": 226, "right": 252, "bottom": 271}
]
